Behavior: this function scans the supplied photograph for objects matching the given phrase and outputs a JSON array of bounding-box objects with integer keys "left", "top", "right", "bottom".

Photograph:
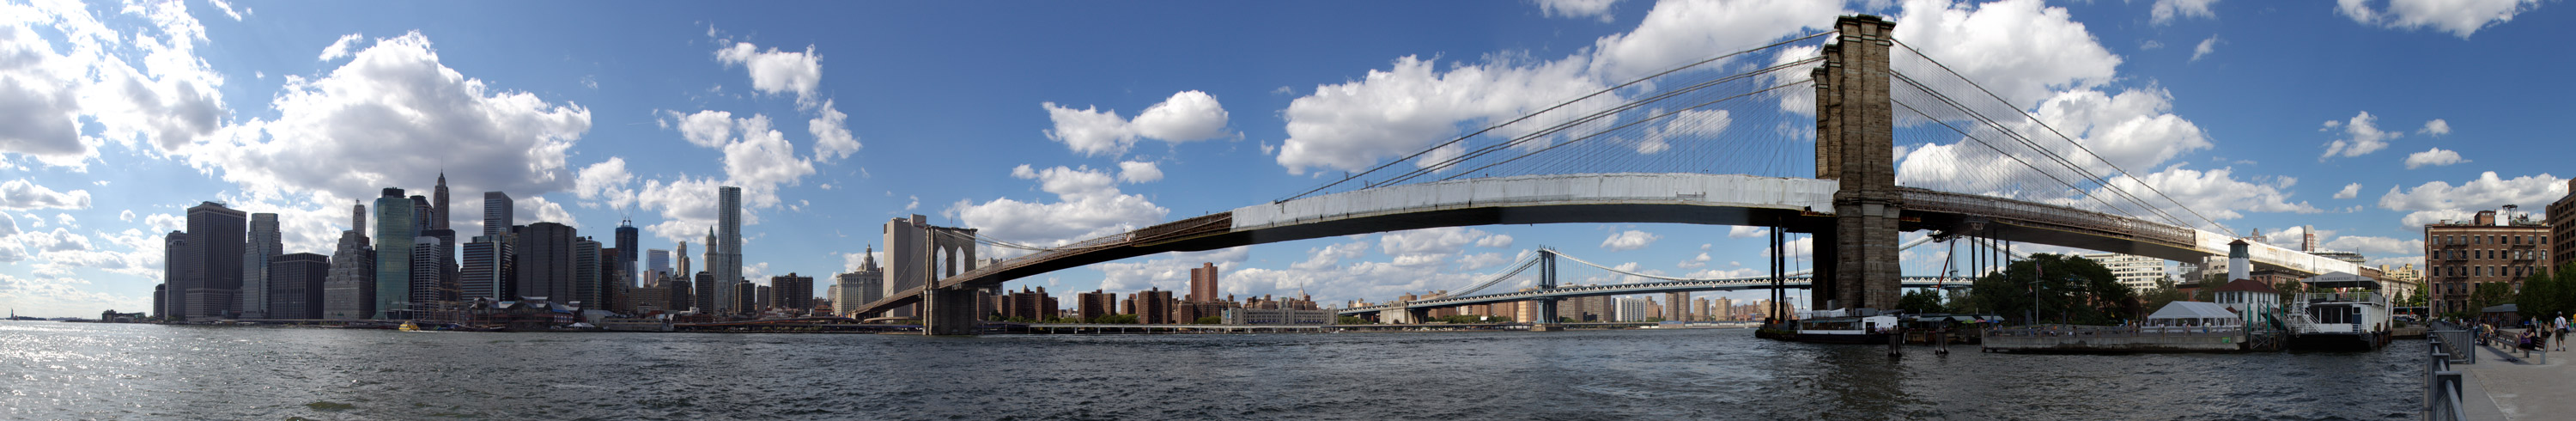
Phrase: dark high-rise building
[
  {"left": 733, "top": 281, "right": 756, "bottom": 315},
  {"left": 574, "top": 237, "right": 602, "bottom": 308},
  {"left": 667, "top": 276, "right": 694, "bottom": 313},
  {"left": 432, "top": 173, "right": 450, "bottom": 231},
  {"left": 409, "top": 235, "right": 451, "bottom": 315},
  {"left": 755, "top": 284, "right": 772, "bottom": 312},
  {"left": 482, "top": 192, "right": 513, "bottom": 239},
  {"left": 181, "top": 201, "right": 246, "bottom": 320},
  {"left": 1004, "top": 287, "right": 1056, "bottom": 320},
  {"left": 461, "top": 235, "right": 513, "bottom": 302},
  {"left": 161, "top": 231, "right": 186, "bottom": 320},
  {"left": 152, "top": 284, "right": 166, "bottom": 320},
  {"left": 240, "top": 213, "right": 281, "bottom": 319},
  {"left": 647, "top": 249, "right": 671, "bottom": 278},
  {"left": 692, "top": 271, "right": 715, "bottom": 313},
  {"left": 1131, "top": 288, "right": 1174, "bottom": 324},
  {"left": 267, "top": 253, "right": 330, "bottom": 320},
  {"left": 513, "top": 223, "right": 575, "bottom": 302},
  {"left": 601, "top": 247, "right": 625, "bottom": 314},
  {"left": 616, "top": 221, "right": 637, "bottom": 290},
  {"left": 1077, "top": 290, "right": 1115, "bottom": 322},
  {"left": 771, "top": 273, "right": 813, "bottom": 311},
  {"left": 373, "top": 188, "right": 416, "bottom": 319},
  {"left": 1188, "top": 262, "right": 1220, "bottom": 303}
]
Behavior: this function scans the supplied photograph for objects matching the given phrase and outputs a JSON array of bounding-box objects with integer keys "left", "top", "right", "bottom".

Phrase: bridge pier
[
  {"left": 1814, "top": 15, "right": 1903, "bottom": 312},
  {"left": 921, "top": 285, "right": 981, "bottom": 335}
]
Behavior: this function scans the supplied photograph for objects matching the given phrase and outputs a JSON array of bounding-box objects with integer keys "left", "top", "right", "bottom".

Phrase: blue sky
[{"left": 1, "top": 0, "right": 2567, "bottom": 317}]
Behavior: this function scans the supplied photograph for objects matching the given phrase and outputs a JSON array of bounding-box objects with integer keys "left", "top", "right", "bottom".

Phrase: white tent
[{"left": 2146, "top": 302, "right": 2240, "bottom": 326}]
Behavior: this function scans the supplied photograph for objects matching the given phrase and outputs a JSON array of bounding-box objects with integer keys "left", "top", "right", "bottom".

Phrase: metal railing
[
  {"left": 2429, "top": 320, "right": 2475, "bottom": 364},
  {"left": 2424, "top": 333, "right": 2470, "bottom": 421},
  {"left": 1984, "top": 324, "right": 2242, "bottom": 339}
]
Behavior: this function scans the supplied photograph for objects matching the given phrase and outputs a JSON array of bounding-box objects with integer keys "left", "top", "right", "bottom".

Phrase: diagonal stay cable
[
  {"left": 1381, "top": 56, "right": 1825, "bottom": 187},
  {"left": 1892, "top": 39, "right": 2236, "bottom": 237},
  {"left": 1280, "top": 31, "right": 1838, "bottom": 203},
  {"left": 1442, "top": 79, "right": 1814, "bottom": 181},
  {"left": 1890, "top": 70, "right": 2165, "bottom": 223}
]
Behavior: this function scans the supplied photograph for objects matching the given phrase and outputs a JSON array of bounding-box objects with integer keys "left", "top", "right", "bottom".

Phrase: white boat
[
  {"left": 1766, "top": 308, "right": 1900, "bottom": 345},
  {"left": 2283, "top": 272, "right": 2391, "bottom": 351}
]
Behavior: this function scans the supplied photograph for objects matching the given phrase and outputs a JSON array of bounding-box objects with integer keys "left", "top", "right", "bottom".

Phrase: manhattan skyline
[{"left": 3, "top": 0, "right": 2573, "bottom": 317}]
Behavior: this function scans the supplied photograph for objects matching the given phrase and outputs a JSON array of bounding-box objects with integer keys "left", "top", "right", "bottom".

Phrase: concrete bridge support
[
  {"left": 1812, "top": 15, "right": 1904, "bottom": 312},
  {"left": 922, "top": 286, "right": 981, "bottom": 335}
]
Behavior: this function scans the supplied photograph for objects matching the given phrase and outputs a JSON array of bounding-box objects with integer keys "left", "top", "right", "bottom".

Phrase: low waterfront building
[{"left": 1223, "top": 307, "right": 1334, "bottom": 325}]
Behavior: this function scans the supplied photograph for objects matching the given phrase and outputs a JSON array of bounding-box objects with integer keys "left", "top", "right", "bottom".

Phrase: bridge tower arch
[{"left": 1812, "top": 15, "right": 1903, "bottom": 312}]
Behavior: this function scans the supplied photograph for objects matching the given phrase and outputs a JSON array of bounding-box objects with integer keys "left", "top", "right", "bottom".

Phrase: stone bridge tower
[{"left": 1811, "top": 15, "right": 1903, "bottom": 312}]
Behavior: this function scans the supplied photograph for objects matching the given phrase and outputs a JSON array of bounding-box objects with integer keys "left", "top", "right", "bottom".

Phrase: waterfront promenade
[{"left": 2458, "top": 329, "right": 2573, "bottom": 421}]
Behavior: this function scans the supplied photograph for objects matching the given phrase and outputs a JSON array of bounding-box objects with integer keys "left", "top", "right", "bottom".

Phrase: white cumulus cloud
[
  {"left": 955, "top": 165, "right": 1170, "bottom": 255},
  {"left": 2403, "top": 148, "right": 2466, "bottom": 169},
  {"left": 2152, "top": 0, "right": 2221, "bottom": 25},
  {"left": 1043, "top": 90, "right": 1230, "bottom": 157},
  {"left": 2335, "top": 183, "right": 2362, "bottom": 199},
  {"left": 1536, "top": 0, "right": 1620, "bottom": 21},
  {"left": 2336, "top": 0, "right": 2544, "bottom": 39},
  {"left": 2318, "top": 111, "right": 2400, "bottom": 160},
  {"left": 1600, "top": 229, "right": 1661, "bottom": 251},
  {"left": 714, "top": 41, "right": 823, "bottom": 106}
]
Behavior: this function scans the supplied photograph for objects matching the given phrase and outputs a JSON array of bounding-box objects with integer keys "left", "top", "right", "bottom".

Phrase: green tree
[
  {"left": 1966, "top": 253, "right": 2141, "bottom": 326},
  {"left": 2190, "top": 272, "right": 2227, "bottom": 302},
  {"left": 2469, "top": 282, "right": 2515, "bottom": 315},
  {"left": 1194, "top": 316, "right": 1224, "bottom": 325},
  {"left": 1896, "top": 289, "right": 1948, "bottom": 314},
  {"left": 1335, "top": 315, "right": 1370, "bottom": 325},
  {"left": 2140, "top": 279, "right": 2191, "bottom": 313},
  {"left": 2400, "top": 281, "right": 2429, "bottom": 308},
  {"left": 2516, "top": 267, "right": 2576, "bottom": 320}
]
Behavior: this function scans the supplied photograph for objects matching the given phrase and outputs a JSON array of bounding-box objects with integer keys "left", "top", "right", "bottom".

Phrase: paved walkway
[{"left": 2453, "top": 329, "right": 2572, "bottom": 421}]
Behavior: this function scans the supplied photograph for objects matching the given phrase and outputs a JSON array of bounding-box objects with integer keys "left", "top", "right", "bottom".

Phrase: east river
[{"left": 1, "top": 320, "right": 2421, "bottom": 420}]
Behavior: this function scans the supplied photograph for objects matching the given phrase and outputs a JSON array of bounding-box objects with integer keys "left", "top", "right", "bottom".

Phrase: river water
[{"left": 1, "top": 320, "right": 2420, "bottom": 420}]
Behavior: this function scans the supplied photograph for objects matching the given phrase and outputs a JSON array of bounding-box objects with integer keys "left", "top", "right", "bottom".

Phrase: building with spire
[
  {"left": 835, "top": 246, "right": 884, "bottom": 317},
  {"left": 433, "top": 173, "right": 450, "bottom": 231},
  {"left": 323, "top": 201, "right": 374, "bottom": 320}
]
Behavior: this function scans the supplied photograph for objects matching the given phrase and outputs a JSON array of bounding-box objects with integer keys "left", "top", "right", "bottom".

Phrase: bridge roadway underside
[{"left": 868, "top": 203, "right": 1826, "bottom": 314}]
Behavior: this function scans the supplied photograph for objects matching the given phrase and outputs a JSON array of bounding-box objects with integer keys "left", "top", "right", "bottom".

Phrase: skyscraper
[
  {"left": 574, "top": 237, "right": 602, "bottom": 308},
  {"left": 461, "top": 235, "right": 513, "bottom": 302},
  {"left": 772, "top": 273, "right": 813, "bottom": 311},
  {"left": 433, "top": 173, "right": 450, "bottom": 231},
  {"left": 702, "top": 229, "right": 718, "bottom": 313},
  {"left": 323, "top": 205, "right": 374, "bottom": 320},
  {"left": 267, "top": 253, "right": 330, "bottom": 320},
  {"left": 514, "top": 223, "right": 575, "bottom": 302},
  {"left": 373, "top": 188, "right": 416, "bottom": 320},
  {"left": 240, "top": 213, "right": 281, "bottom": 319},
  {"left": 647, "top": 248, "right": 671, "bottom": 278},
  {"left": 714, "top": 186, "right": 743, "bottom": 315},
  {"left": 615, "top": 220, "right": 637, "bottom": 291},
  {"left": 483, "top": 192, "right": 513, "bottom": 239},
  {"left": 693, "top": 271, "right": 715, "bottom": 313},
  {"left": 1188, "top": 262, "right": 1220, "bottom": 303},
  {"left": 408, "top": 236, "right": 443, "bottom": 317},
  {"left": 161, "top": 231, "right": 187, "bottom": 320},
  {"left": 182, "top": 202, "right": 246, "bottom": 320}
]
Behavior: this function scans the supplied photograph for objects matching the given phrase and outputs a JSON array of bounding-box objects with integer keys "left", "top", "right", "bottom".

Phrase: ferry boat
[
  {"left": 1763, "top": 308, "right": 1899, "bottom": 345},
  {"left": 2283, "top": 272, "right": 2391, "bottom": 351}
]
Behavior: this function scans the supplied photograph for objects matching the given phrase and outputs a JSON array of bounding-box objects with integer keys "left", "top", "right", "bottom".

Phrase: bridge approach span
[
  {"left": 853, "top": 173, "right": 2357, "bottom": 320},
  {"left": 1334, "top": 276, "right": 1971, "bottom": 316}
]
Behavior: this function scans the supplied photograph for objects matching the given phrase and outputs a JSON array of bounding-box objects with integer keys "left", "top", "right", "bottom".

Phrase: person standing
[{"left": 2555, "top": 314, "right": 2569, "bottom": 351}]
